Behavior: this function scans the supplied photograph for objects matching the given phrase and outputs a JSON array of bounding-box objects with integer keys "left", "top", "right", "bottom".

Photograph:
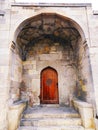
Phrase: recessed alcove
[{"left": 10, "top": 13, "right": 93, "bottom": 106}]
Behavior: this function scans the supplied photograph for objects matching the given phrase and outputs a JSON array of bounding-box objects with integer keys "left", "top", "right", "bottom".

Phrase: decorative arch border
[{"left": 13, "top": 9, "right": 86, "bottom": 45}]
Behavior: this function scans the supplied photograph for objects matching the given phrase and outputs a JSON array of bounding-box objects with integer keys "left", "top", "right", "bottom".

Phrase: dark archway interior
[{"left": 15, "top": 13, "right": 80, "bottom": 61}]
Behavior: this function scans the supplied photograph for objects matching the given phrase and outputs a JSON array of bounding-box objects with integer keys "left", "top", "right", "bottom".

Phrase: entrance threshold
[{"left": 40, "top": 104, "right": 59, "bottom": 107}]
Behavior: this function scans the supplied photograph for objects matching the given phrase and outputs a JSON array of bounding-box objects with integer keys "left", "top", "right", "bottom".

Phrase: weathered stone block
[
  {"left": 39, "top": 52, "right": 62, "bottom": 61},
  {"left": 73, "top": 99, "right": 95, "bottom": 129},
  {"left": 8, "top": 102, "right": 26, "bottom": 130}
]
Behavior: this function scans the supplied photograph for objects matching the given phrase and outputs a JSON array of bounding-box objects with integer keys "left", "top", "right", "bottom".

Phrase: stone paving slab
[
  {"left": 18, "top": 125, "right": 85, "bottom": 130},
  {"left": 23, "top": 106, "right": 80, "bottom": 119},
  {"left": 23, "top": 105, "right": 79, "bottom": 114},
  {"left": 20, "top": 117, "right": 82, "bottom": 126}
]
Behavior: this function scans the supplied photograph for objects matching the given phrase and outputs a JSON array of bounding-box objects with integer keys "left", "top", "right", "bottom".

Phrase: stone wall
[
  {"left": 77, "top": 38, "right": 94, "bottom": 103},
  {"left": 21, "top": 38, "right": 78, "bottom": 106},
  {"left": 9, "top": 43, "right": 22, "bottom": 102},
  {"left": 0, "top": 0, "right": 11, "bottom": 129},
  {"left": 0, "top": 1, "right": 98, "bottom": 129},
  {"left": 87, "top": 7, "right": 98, "bottom": 115}
]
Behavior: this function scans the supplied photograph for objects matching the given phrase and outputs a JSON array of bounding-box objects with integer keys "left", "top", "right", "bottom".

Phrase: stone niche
[{"left": 10, "top": 13, "right": 93, "bottom": 107}]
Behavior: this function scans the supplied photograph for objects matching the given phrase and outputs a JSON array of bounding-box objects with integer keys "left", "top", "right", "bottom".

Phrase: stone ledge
[
  {"left": 9, "top": 100, "right": 27, "bottom": 109},
  {"left": 11, "top": 2, "right": 91, "bottom": 7},
  {"left": 93, "top": 10, "right": 98, "bottom": 15},
  {"left": 0, "top": 10, "right": 5, "bottom": 16},
  {"left": 73, "top": 99, "right": 92, "bottom": 108}
]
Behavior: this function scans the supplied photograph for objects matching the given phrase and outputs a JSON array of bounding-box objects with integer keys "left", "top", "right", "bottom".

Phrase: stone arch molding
[
  {"left": 41, "top": 66, "right": 58, "bottom": 73},
  {"left": 13, "top": 10, "right": 86, "bottom": 44}
]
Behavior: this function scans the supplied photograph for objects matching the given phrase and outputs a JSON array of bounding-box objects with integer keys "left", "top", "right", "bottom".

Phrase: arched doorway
[
  {"left": 10, "top": 13, "right": 94, "bottom": 107},
  {"left": 40, "top": 67, "right": 59, "bottom": 104},
  {"left": 9, "top": 11, "right": 96, "bottom": 130}
]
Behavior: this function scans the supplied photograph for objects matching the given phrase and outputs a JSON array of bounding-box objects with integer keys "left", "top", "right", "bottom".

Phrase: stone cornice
[{"left": 11, "top": 2, "right": 91, "bottom": 7}]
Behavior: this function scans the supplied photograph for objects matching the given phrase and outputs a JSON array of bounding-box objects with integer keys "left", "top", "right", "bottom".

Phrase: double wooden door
[{"left": 40, "top": 67, "right": 59, "bottom": 104}]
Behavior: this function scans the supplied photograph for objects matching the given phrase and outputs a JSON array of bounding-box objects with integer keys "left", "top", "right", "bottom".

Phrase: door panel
[{"left": 40, "top": 67, "right": 59, "bottom": 104}]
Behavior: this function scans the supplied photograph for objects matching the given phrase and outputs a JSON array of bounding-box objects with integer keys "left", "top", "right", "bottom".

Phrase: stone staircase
[{"left": 18, "top": 105, "right": 85, "bottom": 130}]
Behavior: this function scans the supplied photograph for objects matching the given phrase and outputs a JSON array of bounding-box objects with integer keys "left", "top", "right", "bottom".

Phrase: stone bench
[
  {"left": 72, "top": 99, "right": 95, "bottom": 129},
  {"left": 8, "top": 100, "right": 26, "bottom": 130}
]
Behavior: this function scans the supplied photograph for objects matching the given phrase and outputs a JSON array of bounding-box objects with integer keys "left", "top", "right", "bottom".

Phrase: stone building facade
[{"left": 0, "top": 0, "right": 98, "bottom": 130}]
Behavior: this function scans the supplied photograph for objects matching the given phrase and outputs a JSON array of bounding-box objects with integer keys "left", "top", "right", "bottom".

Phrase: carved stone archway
[{"left": 10, "top": 13, "right": 94, "bottom": 107}]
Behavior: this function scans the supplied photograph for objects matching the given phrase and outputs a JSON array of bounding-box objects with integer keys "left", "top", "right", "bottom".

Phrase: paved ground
[{"left": 23, "top": 105, "right": 78, "bottom": 115}]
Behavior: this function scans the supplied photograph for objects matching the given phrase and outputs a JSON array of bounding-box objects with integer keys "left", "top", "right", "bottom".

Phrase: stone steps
[
  {"left": 40, "top": 104, "right": 60, "bottom": 107},
  {"left": 18, "top": 125, "right": 85, "bottom": 130},
  {"left": 24, "top": 113, "right": 80, "bottom": 118},
  {"left": 24, "top": 112, "right": 80, "bottom": 119},
  {"left": 18, "top": 106, "right": 84, "bottom": 130},
  {"left": 20, "top": 117, "right": 82, "bottom": 127}
]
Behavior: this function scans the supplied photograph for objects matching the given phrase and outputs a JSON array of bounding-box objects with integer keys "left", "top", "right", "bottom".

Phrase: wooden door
[{"left": 40, "top": 67, "right": 59, "bottom": 104}]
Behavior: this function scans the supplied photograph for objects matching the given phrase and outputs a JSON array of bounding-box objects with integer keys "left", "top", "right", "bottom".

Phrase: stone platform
[{"left": 22, "top": 105, "right": 80, "bottom": 118}]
